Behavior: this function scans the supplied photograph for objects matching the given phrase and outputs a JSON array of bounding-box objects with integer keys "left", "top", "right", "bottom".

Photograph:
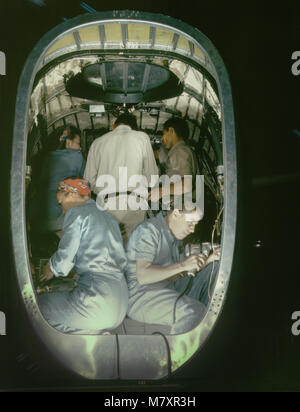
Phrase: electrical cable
[
  {"left": 208, "top": 205, "right": 224, "bottom": 300},
  {"left": 152, "top": 331, "right": 172, "bottom": 379},
  {"left": 115, "top": 333, "right": 120, "bottom": 379},
  {"left": 80, "top": 2, "right": 97, "bottom": 13},
  {"left": 121, "top": 320, "right": 127, "bottom": 335}
]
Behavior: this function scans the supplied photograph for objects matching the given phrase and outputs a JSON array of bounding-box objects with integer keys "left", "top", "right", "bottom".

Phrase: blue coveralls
[
  {"left": 125, "top": 212, "right": 218, "bottom": 335},
  {"left": 38, "top": 199, "right": 128, "bottom": 334},
  {"left": 31, "top": 149, "right": 86, "bottom": 232}
]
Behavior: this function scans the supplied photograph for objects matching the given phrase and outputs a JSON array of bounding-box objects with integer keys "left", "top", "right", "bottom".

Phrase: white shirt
[{"left": 84, "top": 125, "right": 158, "bottom": 195}]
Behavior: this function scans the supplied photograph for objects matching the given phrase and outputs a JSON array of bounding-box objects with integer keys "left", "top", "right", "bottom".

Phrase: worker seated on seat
[
  {"left": 38, "top": 177, "right": 128, "bottom": 335},
  {"left": 125, "top": 197, "right": 220, "bottom": 335}
]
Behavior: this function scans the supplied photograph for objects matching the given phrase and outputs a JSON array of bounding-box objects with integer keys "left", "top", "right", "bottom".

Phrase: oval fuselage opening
[{"left": 11, "top": 11, "right": 236, "bottom": 380}]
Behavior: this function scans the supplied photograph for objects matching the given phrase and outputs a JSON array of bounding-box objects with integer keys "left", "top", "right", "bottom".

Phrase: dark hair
[
  {"left": 114, "top": 113, "right": 138, "bottom": 130},
  {"left": 57, "top": 125, "right": 81, "bottom": 150},
  {"left": 163, "top": 117, "right": 190, "bottom": 141}
]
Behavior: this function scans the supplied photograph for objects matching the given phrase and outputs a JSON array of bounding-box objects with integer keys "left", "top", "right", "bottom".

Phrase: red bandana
[{"left": 57, "top": 178, "right": 91, "bottom": 197}]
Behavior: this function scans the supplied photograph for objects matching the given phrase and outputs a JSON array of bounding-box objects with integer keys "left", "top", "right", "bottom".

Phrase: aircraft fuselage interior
[{"left": 11, "top": 11, "right": 237, "bottom": 380}]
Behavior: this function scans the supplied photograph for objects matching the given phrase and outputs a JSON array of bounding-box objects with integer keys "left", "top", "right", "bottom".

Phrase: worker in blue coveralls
[
  {"left": 38, "top": 177, "right": 128, "bottom": 334},
  {"left": 30, "top": 125, "right": 86, "bottom": 235},
  {"left": 125, "top": 200, "right": 220, "bottom": 334}
]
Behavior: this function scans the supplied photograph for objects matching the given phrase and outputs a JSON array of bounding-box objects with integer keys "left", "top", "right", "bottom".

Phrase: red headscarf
[{"left": 57, "top": 178, "right": 91, "bottom": 197}]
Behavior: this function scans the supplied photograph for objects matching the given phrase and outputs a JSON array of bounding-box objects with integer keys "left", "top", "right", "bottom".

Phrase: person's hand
[
  {"left": 168, "top": 272, "right": 186, "bottom": 282},
  {"left": 148, "top": 186, "right": 162, "bottom": 202},
  {"left": 180, "top": 253, "right": 207, "bottom": 273},
  {"left": 39, "top": 262, "right": 54, "bottom": 283},
  {"left": 205, "top": 247, "right": 221, "bottom": 266}
]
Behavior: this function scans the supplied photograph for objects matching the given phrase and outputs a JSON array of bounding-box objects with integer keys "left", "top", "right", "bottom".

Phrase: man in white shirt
[{"left": 84, "top": 113, "right": 158, "bottom": 241}]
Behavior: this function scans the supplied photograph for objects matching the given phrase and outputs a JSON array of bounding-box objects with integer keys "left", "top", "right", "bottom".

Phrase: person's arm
[
  {"left": 39, "top": 261, "right": 53, "bottom": 283},
  {"left": 40, "top": 209, "right": 84, "bottom": 282},
  {"left": 148, "top": 176, "right": 193, "bottom": 201},
  {"left": 131, "top": 222, "right": 205, "bottom": 285},
  {"left": 157, "top": 145, "right": 168, "bottom": 164},
  {"left": 136, "top": 253, "right": 207, "bottom": 285}
]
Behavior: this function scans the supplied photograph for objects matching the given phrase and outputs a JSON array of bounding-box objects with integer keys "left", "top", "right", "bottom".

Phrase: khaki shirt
[{"left": 159, "top": 140, "right": 198, "bottom": 182}]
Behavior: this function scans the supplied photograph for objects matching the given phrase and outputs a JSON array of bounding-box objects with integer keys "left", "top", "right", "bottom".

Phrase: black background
[{"left": 0, "top": 0, "right": 299, "bottom": 392}]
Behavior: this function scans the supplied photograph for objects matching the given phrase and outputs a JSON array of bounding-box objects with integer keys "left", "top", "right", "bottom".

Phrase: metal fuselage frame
[{"left": 10, "top": 11, "right": 237, "bottom": 380}]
